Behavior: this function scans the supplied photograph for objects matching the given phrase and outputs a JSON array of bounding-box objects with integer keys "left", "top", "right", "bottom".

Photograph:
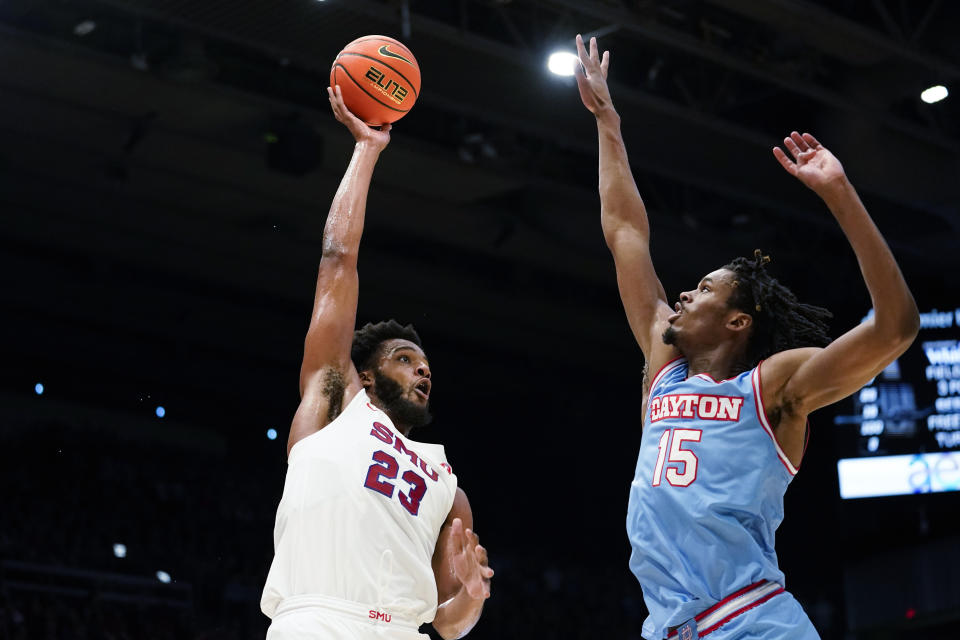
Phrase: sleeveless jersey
[
  {"left": 261, "top": 389, "right": 458, "bottom": 626},
  {"left": 627, "top": 358, "right": 798, "bottom": 640}
]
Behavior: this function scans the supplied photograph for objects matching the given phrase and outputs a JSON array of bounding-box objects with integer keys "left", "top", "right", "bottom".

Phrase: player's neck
[
  {"left": 683, "top": 342, "right": 749, "bottom": 381},
  {"left": 366, "top": 392, "right": 414, "bottom": 437}
]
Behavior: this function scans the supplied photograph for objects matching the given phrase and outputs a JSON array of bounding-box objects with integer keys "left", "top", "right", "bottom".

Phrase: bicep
[
  {"left": 782, "top": 321, "right": 912, "bottom": 414},
  {"left": 432, "top": 488, "right": 472, "bottom": 602},
  {"left": 607, "top": 229, "right": 675, "bottom": 357}
]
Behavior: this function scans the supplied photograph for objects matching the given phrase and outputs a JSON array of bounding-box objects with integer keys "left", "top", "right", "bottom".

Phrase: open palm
[
  {"left": 773, "top": 131, "right": 846, "bottom": 194},
  {"left": 574, "top": 34, "right": 612, "bottom": 115},
  {"left": 449, "top": 518, "right": 493, "bottom": 600}
]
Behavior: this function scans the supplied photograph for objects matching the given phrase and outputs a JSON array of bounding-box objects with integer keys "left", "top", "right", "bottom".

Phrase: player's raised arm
[
  {"left": 575, "top": 35, "right": 676, "bottom": 364},
  {"left": 765, "top": 132, "right": 919, "bottom": 417},
  {"left": 430, "top": 489, "right": 493, "bottom": 639},
  {"left": 287, "top": 87, "right": 392, "bottom": 455}
]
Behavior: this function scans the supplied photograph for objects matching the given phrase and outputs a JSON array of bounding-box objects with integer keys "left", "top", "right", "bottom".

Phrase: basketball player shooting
[
  {"left": 575, "top": 35, "right": 918, "bottom": 640},
  {"left": 260, "top": 86, "right": 493, "bottom": 640}
]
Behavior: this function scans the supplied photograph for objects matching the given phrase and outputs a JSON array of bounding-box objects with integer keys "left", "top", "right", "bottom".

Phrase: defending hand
[
  {"left": 574, "top": 35, "right": 613, "bottom": 116},
  {"left": 327, "top": 85, "right": 391, "bottom": 150},
  {"left": 773, "top": 132, "right": 847, "bottom": 196},
  {"left": 449, "top": 518, "right": 493, "bottom": 600}
]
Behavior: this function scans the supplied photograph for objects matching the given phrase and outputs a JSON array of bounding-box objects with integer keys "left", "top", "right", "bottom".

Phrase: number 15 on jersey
[{"left": 652, "top": 428, "right": 702, "bottom": 487}]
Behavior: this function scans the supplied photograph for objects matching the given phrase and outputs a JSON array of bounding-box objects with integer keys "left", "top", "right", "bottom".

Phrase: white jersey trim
[{"left": 751, "top": 365, "right": 798, "bottom": 476}]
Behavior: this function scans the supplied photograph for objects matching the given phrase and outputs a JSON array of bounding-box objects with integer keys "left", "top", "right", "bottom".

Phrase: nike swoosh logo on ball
[{"left": 378, "top": 45, "right": 412, "bottom": 65}]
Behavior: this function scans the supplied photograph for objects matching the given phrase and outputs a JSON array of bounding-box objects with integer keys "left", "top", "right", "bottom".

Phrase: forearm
[
  {"left": 820, "top": 178, "right": 918, "bottom": 338},
  {"left": 596, "top": 109, "right": 650, "bottom": 243},
  {"left": 321, "top": 142, "right": 383, "bottom": 259},
  {"left": 432, "top": 588, "right": 485, "bottom": 640}
]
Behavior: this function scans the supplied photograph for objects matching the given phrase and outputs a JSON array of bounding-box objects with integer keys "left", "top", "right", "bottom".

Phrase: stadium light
[
  {"left": 156, "top": 570, "right": 172, "bottom": 583},
  {"left": 155, "top": 406, "right": 166, "bottom": 418},
  {"left": 267, "top": 428, "right": 278, "bottom": 441},
  {"left": 113, "top": 543, "right": 127, "bottom": 558},
  {"left": 73, "top": 20, "right": 96, "bottom": 36},
  {"left": 35, "top": 383, "right": 44, "bottom": 395},
  {"left": 547, "top": 51, "right": 579, "bottom": 77},
  {"left": 920, "top": 85, "right": 948, "bottom": 104}
]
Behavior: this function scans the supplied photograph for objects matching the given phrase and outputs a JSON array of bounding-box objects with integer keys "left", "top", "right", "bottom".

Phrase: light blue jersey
[{"left": 627, "top": 358, "right": 812, "bottom": 640}]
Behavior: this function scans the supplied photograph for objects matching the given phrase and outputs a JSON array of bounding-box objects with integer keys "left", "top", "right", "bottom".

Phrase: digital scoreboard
[{"left": 835, "top": 307, "right": 960, "bottom": 498}]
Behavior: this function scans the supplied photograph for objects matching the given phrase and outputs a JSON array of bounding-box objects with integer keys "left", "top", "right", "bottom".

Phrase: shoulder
[{"left": 758, "top": 347, "right": 823, "bottom": 414}]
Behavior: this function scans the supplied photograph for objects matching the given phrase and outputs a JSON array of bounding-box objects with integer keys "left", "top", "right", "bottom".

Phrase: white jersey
[{"left": 261, "top": 389, "right": 458, "bottom": 626}]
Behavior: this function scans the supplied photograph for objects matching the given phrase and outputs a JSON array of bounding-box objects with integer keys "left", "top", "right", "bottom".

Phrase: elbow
[
  {"left": 894, "top": 301, "right": 921, "bottom": 348},
  {"left": 878, "top": 310, "right": 920, "bottom": 356},
  {"left": 600, "top": 220, "right": 629, "bottom": 253},
  {"left": 432, "top": 600, "right": 482, "bottom": 640},
  {"left": 432, "top": 618, "right": 466, "bottom": 640},
  {"left": 320, "top": 240, "right": 358, "bottom": 264},
  {"left": 903, "top": 308, "right": 921, "bottom": 343},
  {"left": 432, "top": 623, "right": 458, "bottom": 640}
]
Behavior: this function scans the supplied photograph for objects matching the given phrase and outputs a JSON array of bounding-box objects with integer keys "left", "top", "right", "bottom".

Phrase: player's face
[
  {"left": 365, "top": 339, "right": 433, "bottom": 431},
  {"left": 374, "top": 339, "right": 432, "bottom": 407},
  {"left": 664, "top": 268, "right": 746, "bottom": 347}
]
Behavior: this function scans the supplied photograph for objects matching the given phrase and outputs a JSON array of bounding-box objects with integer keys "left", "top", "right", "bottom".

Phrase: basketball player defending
[
  {"left": 260, "top": 86, "right": 493, "bottom": 639},
  {"left": 575, "top": 35, "right": 918, "bottom": 640}
]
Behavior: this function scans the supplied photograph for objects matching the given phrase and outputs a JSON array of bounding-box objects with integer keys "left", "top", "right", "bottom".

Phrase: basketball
[{"left": 330, "top": 35, "right": 421, "bottom": 126}]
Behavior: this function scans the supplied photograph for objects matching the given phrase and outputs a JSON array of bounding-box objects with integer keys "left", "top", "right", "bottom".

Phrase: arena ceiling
[{"left": 3, "top": 0, "right": 959, "bottom": 435}]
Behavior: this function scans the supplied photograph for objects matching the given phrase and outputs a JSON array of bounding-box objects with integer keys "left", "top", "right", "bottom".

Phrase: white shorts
[{"left": 266, "top": 594, "right": 430, "bottom": 640}]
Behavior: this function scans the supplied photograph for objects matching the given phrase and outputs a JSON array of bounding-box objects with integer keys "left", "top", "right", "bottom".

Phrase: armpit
[{"left": 321, "top": 367, "right": 347, "bottom": 422}]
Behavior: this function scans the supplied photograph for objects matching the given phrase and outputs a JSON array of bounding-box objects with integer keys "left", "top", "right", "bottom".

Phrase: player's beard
[
  {"left": 373, "top": 370, "right": 433, "bottom": 431},
  {"left": 662, "top": 325, "right": 678, "bottom": 346}
]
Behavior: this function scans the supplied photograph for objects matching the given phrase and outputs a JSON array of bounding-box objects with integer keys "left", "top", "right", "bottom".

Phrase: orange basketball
[{"left": 329, "top": 35, "right": 421, "bottom": 126}]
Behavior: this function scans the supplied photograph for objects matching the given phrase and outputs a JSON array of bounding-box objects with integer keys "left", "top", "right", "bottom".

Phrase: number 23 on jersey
[
  {"left": 364, "top": 450, "right": 428, "bottom": 516},
  {"left": 652, "top": 428, "right": 702, "bottom": 487}
]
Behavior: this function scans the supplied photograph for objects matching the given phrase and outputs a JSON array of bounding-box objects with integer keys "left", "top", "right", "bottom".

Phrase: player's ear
[
  {"left": 358, "top": 369, "right": 374, "bottom": 388},
  {"left": 727, "top": 311, "right": 753, "bottom": 333}
]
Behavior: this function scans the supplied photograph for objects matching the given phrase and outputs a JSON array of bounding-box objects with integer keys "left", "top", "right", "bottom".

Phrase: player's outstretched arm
[
  {"left": 764, "top": 132, "right": 919, "bottom": 418},
  {"left": 575, "top": 35, "right": 676, "bottom": 365},
  {"left": 287, "top": 87, "right": 392, "bottom": 455},
  {"left": 431, "top": 490, "right": 493, "bottom": 639}
]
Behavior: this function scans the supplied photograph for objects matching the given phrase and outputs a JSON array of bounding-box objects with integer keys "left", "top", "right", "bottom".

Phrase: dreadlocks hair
[
  {"left": 724, "top": 250, "right": 833, "bottom": 371},
  {"left": 351, "top": 320, "right": 423, "bottom": 371}
]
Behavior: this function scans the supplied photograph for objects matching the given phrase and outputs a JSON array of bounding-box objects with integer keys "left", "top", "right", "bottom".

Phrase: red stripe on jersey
[{"left": 751, "top": 363, "right": 797, "bottom": 475}]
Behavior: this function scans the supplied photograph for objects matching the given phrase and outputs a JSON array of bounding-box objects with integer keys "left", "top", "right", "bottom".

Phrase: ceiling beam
[
  {"left": 708, "top": 0, "right": 959, "bottom": 78},
  {"left": 540, "top": 0, "right": 956, "bottom": 151}
]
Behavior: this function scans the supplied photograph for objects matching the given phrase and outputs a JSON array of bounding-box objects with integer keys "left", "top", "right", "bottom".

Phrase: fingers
[
  {"left": 475, "top": 542, "right": 488, "bottom": 566},
  {"left": 464, "top": 528, "right": 478, "bottom": 554},
  {"left": 328, "top": 85, "right": 351, "bottom": 124},
  {"left": 450, "top": 517, "right": 465, "bottom": 551},
  {"left": 772, "top": 146, "right": 798, "bottom": 176},
  {"left": 789, "top": 131, "right": 810, "bottom": 152},
  {"left": 475, "top": 544, "right": 494, "bottom": 577},
  {"left": 575, "top": 34, "right": 607, "bottom": 75},
  {"left": 575, "top": 34, "right": 588, "bottom": 66},
  {"left": 801, "top": 132, "right": 823, "bottom": 149},
  {"left": 782, "top": 133, "right": 802, "bottom": 161}
]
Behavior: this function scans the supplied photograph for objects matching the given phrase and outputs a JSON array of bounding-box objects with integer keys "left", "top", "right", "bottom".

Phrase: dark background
[{"left": 1, "top": 1, "right": 958, "bottom": 638}]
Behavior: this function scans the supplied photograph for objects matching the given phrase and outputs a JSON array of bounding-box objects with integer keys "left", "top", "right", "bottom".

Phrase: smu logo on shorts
[
  {"left": 650, "top": 393, "right": 743, "bottom": 423},
  {"left": 369, "top": 609, "right": 392, "bottom": 623}
]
